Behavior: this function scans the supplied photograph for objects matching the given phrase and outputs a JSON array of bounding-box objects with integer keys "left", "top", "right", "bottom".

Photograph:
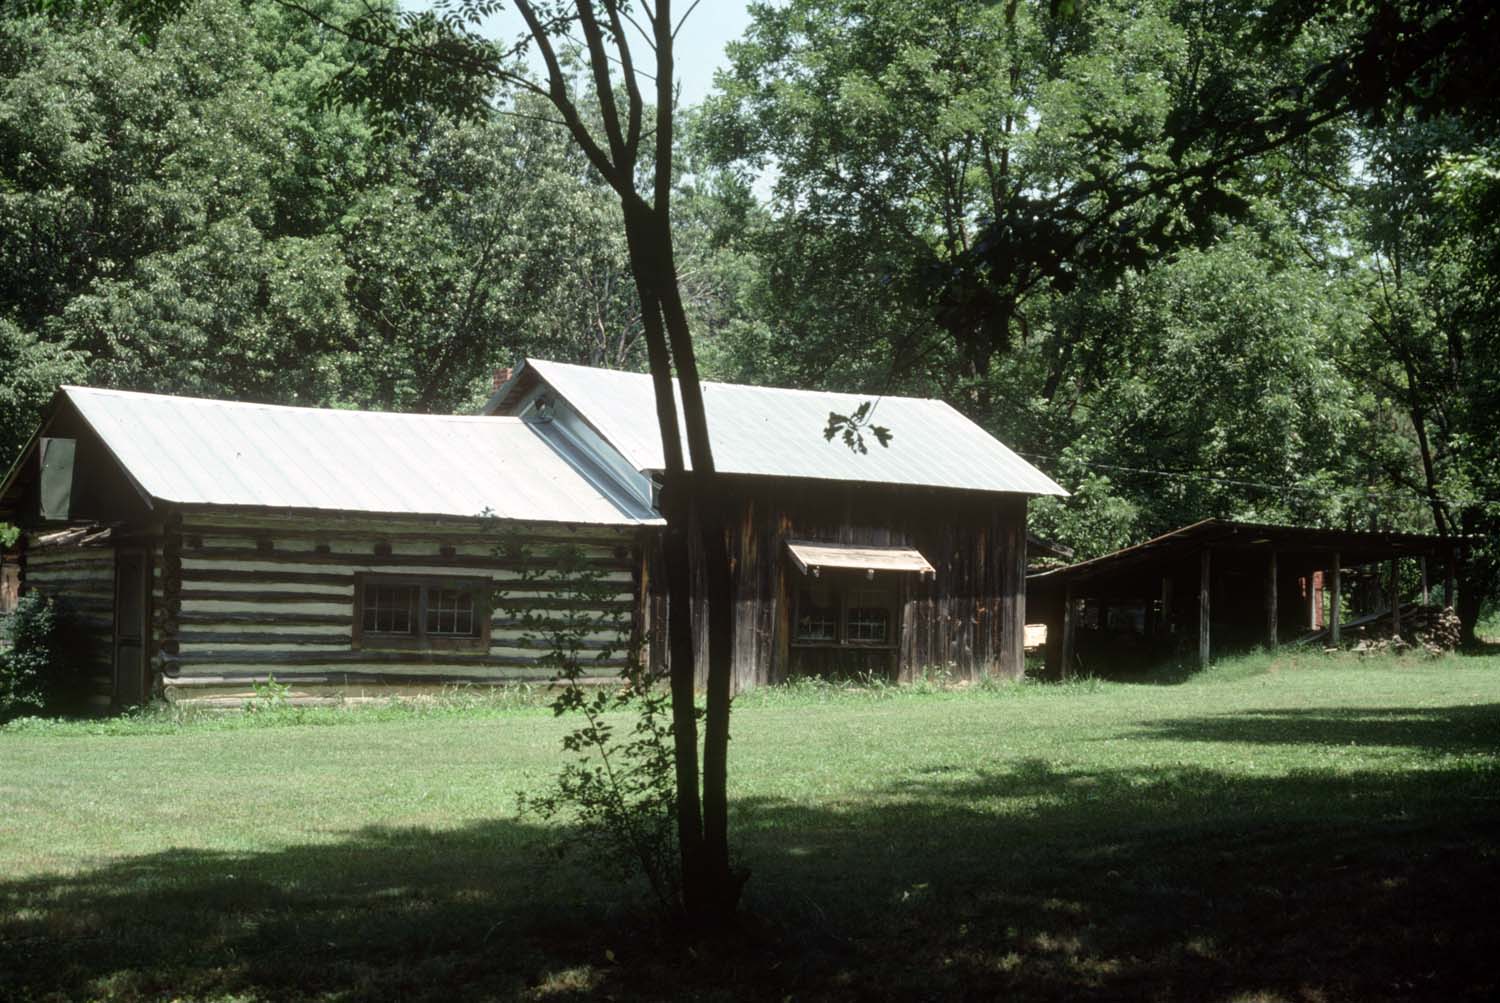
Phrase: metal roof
[
  {"left": 49, "top": 387, "right": 661, "bottom": 526},
  {"left": 497, "top": 359, "right": 1067, "bottom": 496},
  {"left": 1028, "top": 518, "right": 1462, "bottom": 590}
]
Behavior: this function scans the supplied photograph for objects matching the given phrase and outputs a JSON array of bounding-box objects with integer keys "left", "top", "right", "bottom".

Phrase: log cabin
[
  {"left": 484, "top": 359, "right": 1067, "bottom": 689},
  {"left": 0, "top": 387, "right": 661, "bottom": 710},
  {"left": 0, "top": 362, "right": 1066, "bottom": 709}
]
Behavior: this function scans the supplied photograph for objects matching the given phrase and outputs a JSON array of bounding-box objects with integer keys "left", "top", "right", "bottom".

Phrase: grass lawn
[{"left": 2, "top": 649, "right": 1499, "bottom": 1002}]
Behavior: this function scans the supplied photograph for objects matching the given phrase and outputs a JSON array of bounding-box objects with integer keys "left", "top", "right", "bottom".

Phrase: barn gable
[
  {"left": 486, "top": 358, "right": 1066, "bottom": 688},
  {"left": 484, "top": 358, "right": 1067, "bottom": 496}
]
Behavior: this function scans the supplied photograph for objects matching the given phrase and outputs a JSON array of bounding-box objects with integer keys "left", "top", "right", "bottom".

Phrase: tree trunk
[
  {"left": 623, "top": 200, "right": 743, "bottom": 923},
  {"left": 624, "top": 265, "right": 708, "bottom": 918},
  {"left": 650, "top": 218, "right": 743, "bottom": 921}
]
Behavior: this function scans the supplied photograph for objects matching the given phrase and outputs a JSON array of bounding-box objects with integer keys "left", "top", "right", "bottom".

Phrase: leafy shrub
[
  {"left": 503, "top": 539, "right": 681, "bottom": 913},
  {"left": 243, "top": 672, "right": 292, "bottom": 714},
  {"left": 1, "top": 592, "right": 58, "bottom": 722}
]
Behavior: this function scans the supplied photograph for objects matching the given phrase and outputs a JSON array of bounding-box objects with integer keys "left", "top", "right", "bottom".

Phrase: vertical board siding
[
  {"left": 154, "top": 514, "right": 643, "bottom": 691},
  {"left": 652, "top": 481, "right": 1029, "bottom": 692}
]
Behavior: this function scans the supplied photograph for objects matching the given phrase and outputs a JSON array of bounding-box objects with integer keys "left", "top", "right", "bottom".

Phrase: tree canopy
[{"left": 0, "top": 0, "right": 1493, "bottom": 619}]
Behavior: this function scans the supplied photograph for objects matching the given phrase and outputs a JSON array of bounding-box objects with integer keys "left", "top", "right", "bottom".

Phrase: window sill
[
  {"left": 789, "top": 640, "right": 898, "bottom": 651},
  {"left": 355, "top": 634, "right": 489, "bottom": 654}
]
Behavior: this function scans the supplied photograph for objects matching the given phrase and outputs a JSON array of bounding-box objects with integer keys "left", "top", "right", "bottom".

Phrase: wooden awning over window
[{"left": 786, "top": 540, "right": 935, "bottom": 578}]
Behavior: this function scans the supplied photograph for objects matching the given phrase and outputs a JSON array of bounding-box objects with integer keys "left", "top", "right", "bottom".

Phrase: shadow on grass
[
  {"left": 1132, "top": 703, "right": 1500, "bottom": 754},
  {"left": 3, "top": 713, "right": 1500, "bottom": 1001},
  {"left": 1076, "top": 636, "right": 1500, "bottom": 688}
]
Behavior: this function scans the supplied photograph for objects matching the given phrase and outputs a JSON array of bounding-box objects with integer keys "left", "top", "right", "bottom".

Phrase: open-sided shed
[{"left": 1027, "top": 519, "right": 1464, "bottom": 675}]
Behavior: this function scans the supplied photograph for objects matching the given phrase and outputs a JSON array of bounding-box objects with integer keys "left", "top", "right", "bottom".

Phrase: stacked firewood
[{"left": 1349, "top": 603, "right": 1462, "bottom": 656}]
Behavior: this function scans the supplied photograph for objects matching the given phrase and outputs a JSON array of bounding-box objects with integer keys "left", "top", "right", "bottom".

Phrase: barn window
[
  {"left": 793, "top": 575, "right": 899, "bottom": 648},
  {"left": 846, "top": 589, "right": 893, "bottom": 644},
  {"left": 794, "top": 581, "right": 839, "bottom": 642},
  {"left": 354, "top": 574, "right": 490, "bottom": 652}
]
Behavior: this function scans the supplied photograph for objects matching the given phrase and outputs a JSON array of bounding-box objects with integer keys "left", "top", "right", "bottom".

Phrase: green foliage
[
  {"left": 1339, "top": 119, "right": 1500, "bottom": 635},
  {"left": 0, "top": 319, "right": 86, "bottom": 470},
  {"left": 0, "top": 591, "right": 57, "bottom": 721},
  {"left": 701, "top": 0, "right": 1348, "bottom": 387},
  {"left": 242, "top": 672, "right": 291, "bottom": 714},
  {"left": 501, "top": 538, "right": 681, "bottom": 913},
  {"left": 0, "top": 0, "right": 1492, "bottom": 630},
  {"left": 0, "top": 0, "right": 715, "bottom": 471},
  {"left": 0, "top": 1, "right": 356, "bottom": 403}
]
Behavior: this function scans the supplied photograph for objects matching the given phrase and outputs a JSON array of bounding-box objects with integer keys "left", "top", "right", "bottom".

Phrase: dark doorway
[{"left": 113, "top": 549, "right": 149, "bottom": 708}]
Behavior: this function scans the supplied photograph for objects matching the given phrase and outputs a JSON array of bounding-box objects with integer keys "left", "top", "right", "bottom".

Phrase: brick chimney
[{"left": 492, "top": 366, "right": 513, "bottom": 391}]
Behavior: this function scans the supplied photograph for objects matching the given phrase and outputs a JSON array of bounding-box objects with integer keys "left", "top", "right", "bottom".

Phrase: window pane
[
  {"left": 795, "top": 584, "right": 838, "bottom": 642},
  {"left": 847, "top": 588, "right": 892, "bottom": 644},
  {"left": 427, "top": 588, "right": 478, "bottom": 637},
  {"left": 364, "top": 584, "right": 417, "bottom": 634}
]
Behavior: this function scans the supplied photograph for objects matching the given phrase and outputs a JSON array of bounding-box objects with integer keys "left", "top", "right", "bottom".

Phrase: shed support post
[
  {"left": 1420, "top": 556, "right": 1430, "bottom": 604},
  {"left": 1199, "top": 548, "right": 1211, "bottom": 669},
  {"left": 1330, "top": 553, "right": 1341, "bottom": 647},
  {"left": 1308, "top": 570, "right": 1320, "bottom": 629},
  {"left": 1390, "top": 558, "right": 1401, "bottom": 638},
  {"left": 1160, "top": 575, "right": 1173, "bottom": 638},
  {"left": 1446, "top": 550, "right": 1457, "bottom": 608},
  {"left": 1060, "top": 584, "right": 1077, "bottom": 680},
  {"left": 1265, "top": 550, "right": 1278, "bottom": 649}
]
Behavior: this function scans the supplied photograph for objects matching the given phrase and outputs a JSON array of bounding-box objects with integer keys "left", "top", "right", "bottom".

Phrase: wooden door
[{"left": 113, "top": 549, "right": 149, "bottom": 708}]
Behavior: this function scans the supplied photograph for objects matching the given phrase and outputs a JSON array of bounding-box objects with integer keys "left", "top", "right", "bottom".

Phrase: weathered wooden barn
[
  {"left": 0, "top": 387, "right": 660, "bottom": 710},
  {"left": 1026, "top": 519, "right": 1463, "bottom": 676},
  {"left": 485, "top": 359, "right": 1067, "bottom": 688}
]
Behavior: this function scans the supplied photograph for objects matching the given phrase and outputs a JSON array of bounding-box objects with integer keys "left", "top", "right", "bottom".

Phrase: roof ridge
[
  {"left": 526, "top": 359, "right": 946, "bottom": 405},
  {"left": 61, "top": 386, "right": 523, "bottom": 424}
]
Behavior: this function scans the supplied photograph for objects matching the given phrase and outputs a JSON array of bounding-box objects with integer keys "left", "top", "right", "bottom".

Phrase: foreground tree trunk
[
  {"left": 281, "top": 0, "right": 748, "bottom": 926},
  {"left": 626, "top": 199, "right": 742, "bottom": 919},
  {"left": 515, "top": 0, "right": 742, "bottom": 924}
]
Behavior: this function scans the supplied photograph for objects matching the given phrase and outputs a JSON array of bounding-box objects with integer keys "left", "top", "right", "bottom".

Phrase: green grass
[{"left": 3, "top": 649, "right": 1499, "bottom": 1001}]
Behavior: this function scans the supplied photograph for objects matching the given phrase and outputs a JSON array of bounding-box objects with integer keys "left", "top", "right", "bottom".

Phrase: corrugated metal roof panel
[
  {"left": 521, "top": 360, "right": 1067, "bottom": 496},
  {"left": 60, "top": 387, "right": 661, "bottom": 526}
]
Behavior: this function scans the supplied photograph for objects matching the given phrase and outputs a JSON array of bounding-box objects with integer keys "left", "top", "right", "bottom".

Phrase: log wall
[
  {"left": 19, "top": 529, "right": 116, "bottom": 709},
  {"left": 155, "top": 512, "right": 644, "bottom": 701}
]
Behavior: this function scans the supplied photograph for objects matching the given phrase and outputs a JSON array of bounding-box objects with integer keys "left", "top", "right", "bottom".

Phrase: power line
[
  {"left": 1018, "top": 453, "right": 1500, "bottom": 506},
  {"left": 1018, "top": 453, "right": 1328, "bottom": 495}
]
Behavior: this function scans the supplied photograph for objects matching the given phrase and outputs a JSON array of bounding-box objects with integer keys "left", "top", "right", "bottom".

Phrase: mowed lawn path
[{"left": 2, "top": 653, "right": 1499, "bottom": 1001}]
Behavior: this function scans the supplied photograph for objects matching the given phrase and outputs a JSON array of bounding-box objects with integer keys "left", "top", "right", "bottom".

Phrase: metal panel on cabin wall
[{"left": 39, "top": 437, "right": 75, "bottom": 520}]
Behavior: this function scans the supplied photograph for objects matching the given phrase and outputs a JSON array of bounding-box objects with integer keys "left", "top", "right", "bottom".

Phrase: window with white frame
[
  {"left": 793, "top": 574, "right": 899, "bottom": 648},
  {"left": 354, "top": 574, "right": 490, "bottom": 651}
]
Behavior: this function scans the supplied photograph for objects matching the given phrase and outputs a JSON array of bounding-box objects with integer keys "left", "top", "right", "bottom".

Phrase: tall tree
[
  {"left": 326, "top": 0, "right": 744, "bottom": 922},
  {"left": 0, "top": 0, "right": 707, "bottom": 449},
  {"left": 701, "top": 0, "right": 1351, "bottom": 399}
]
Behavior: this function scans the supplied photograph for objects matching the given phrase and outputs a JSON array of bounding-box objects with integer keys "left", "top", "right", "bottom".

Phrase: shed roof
[
  {"left": 785, "top": 540, "right": 936, "bottom": 577},
  {"left": 487, "top": 359, "right": 1067, "bottom": 497},
  {"left": 1028, "top": 518, "right": 1461, "bottom": 590},
  {"left": 3, "top": 387, "right": 661, "bottom": 526}
]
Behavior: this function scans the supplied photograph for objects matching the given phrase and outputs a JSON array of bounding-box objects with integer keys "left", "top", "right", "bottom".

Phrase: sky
[{"left": 404, "top": 2, "right": 759, "bottom": 107}]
